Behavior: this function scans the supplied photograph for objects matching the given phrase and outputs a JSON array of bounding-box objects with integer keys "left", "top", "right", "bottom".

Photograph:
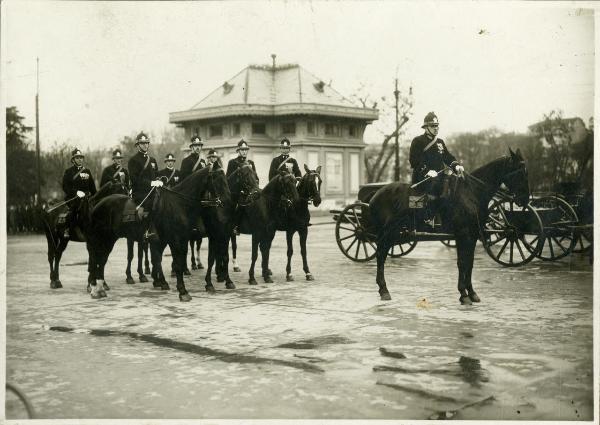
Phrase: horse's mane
[
  {"left": 470, "top": 156, "right": 508, "bottom": 181},
  {"left": 172, "top": 166, "right": 210, "bottom": 197}
]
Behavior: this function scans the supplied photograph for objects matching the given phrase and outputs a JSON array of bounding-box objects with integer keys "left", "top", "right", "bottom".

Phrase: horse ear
[
  {"left": 304, "top": 164, "right": 310, "bottom": 173},
  {"left": 316, "top": 165, "right": 322, "bottom": 175},
  {"left": 508, "top": 147, "right": 515, "bottom": 158}
]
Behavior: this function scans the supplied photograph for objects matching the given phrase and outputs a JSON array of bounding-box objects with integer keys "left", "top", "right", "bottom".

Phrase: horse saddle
[{"left": 122, "top": 205, "right": 149, "bottom": 223}]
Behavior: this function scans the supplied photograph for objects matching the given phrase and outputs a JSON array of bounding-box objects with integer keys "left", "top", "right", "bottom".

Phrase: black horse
[
  {"left": 125, "top": 238, "right": 151, "bottom": 284},
  {"left": 148, "top": 164, "right": 234, "bottom": 301},
  {"left": 369, "top": 149, "right": 530, "bottom": 304},
  {"left": 228, "top": 166, "right": 299, "bottom": 285},
  {"left": 41, "top": 181, "right": 126, "bottom": 289},
  {"left": 280, "top": 164, "right": 322, "bottom": 281}
]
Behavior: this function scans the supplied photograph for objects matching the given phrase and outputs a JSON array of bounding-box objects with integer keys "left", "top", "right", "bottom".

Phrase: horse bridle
[
  {"left": 232, "top": 165, "right": 260, "bottom": 207},
  {"left": 299, "top": 171, "right": 322, "bottom": 205},
  {"left": 464, "top": 156, "right": 528, "bottom": 202},
  {"left": 160, "top": 171, "right": 223, "bottom": 208}
]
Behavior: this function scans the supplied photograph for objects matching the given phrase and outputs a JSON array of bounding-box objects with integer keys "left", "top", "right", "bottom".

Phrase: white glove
[
  {"left": 150, "top": 180, "right": 164, "bottom": 187},
  {"left": 76, "top": 190, "right": 85, "bottom": 198},
  {"left": 426, "top": 170, "right": 438, "bottom": 178},
  {"left": 455, "top": 165, "right": 465, "bottom": 173}
]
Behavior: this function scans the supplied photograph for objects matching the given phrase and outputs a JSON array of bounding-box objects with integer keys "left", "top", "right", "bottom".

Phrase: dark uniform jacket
[
  {"left": 226, "top": 156, "right": 258, "bottom": 179},
  {"left": 409, "top": 134, "right": 458, "bottom": 184},
  {"left": 268, "top": 154, "right": 301, "bottom": 181},
  {"left": 179, "top": 152, "right": 206, "bottom": 181},
  {"left": 62, "top": 165, "right": 97, "bottom": 200},
  {"left": 157, "top": 167, "right": 182, "bottom": 188},
  {"left": 100, "top": 163, "right": 131, "bottom": 190},
  {"left": 128, "top": 151, "right": 159, "bottom": 204}
]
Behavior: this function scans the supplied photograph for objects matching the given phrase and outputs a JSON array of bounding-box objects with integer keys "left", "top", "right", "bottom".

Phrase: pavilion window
[
  {"left": 232, "top": 123, "right": 241, "bottom": 136},
  {"left": 349, "top": 124, "right": 357, "bottom": 138},
  {"left": 307, "top": 121, "right": 316, "bottom": 135},
  {"left": 252, "top": 122, "right": 266, "bottom": 135},
  {"left": 325, "top": 123, "right": 340, "bottom": 136},
  {"left": 209, "top": 125, "right": 223, "bottom": 138},
  {"left": 281, "top": 122, "right": 296, "bottom": 135}
]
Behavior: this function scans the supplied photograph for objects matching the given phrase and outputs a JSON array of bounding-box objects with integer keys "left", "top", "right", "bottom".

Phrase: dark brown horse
[
  {"left": 369, "top": 149, "right": 530, "bottom": 304},
  {"left": 280, "top": 164, "right": 322, "bottom": 281},
  {"left": 41, "top": 181, "right": 126, "bottom": 290},
  {"left": 228, "top": 166, "right": 299, "bottom": 285}
]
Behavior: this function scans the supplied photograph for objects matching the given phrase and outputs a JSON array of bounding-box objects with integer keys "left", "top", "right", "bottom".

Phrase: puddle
[{"left": 277, "top": 334, "right": 354, "bottom": 350}]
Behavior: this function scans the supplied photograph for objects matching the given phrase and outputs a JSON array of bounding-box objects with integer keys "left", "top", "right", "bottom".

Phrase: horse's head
[
  {"left": 206, "top": 163, "right": 231, "bottom": 205},
  {"left": 501, "top": 148, "right": 530, "bottom": 207},
  {"left": 230, "top": 164, "right": 259, "bottom": 196},
  {"left": 300, "top": 164, "right": 322, "bottom": 207},
  {"left": 276, "top": 170, "right": 300, "bottom": 207}
]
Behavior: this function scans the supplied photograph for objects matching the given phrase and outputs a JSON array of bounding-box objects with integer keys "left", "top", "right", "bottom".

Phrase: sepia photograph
[{"left": 1, "top": 0, "right": 597, "bottom": 422}]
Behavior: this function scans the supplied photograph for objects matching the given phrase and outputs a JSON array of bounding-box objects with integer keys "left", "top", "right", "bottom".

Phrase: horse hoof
[
  {"left": 161, "top": 283, "right": 170, "bottom": 291},
  {"left": 217, "top": 277, "right": 225, "bottom": 283},
  {"left": 306, "top": 274, "right": 314, "bottom": 281},
  {"left": 267, "top": 269, "right": 273, "bottom": 276},
  {"left": 102, "top": 282, "right": 110, "bottom": 291},
  {"left": 263, "top": 276, "right": 274, "bottom": 283},
  {"left": 184, "top": 269, "right": 191, "bottom": 276},
  {"left": 191, "top": 264, "right": 197, "bottom": 270},
  {"left": 55, "top": 280, "right": 63, "bottom": 288},
  {"left": 233, "top": 266, "right": 241, "bottom": 272},
  {"left": 225, "top": 281, "right": 236, "bottom": 289},
  {"left": 198, "top": 264, "right": 204, "bottom": 270},
  {"left": 86, "top": 284, "right": 92, "bottom": 293},
  {"left": 90, "top": 292, "right": 102, "bottom": 299},
  {"left": 380, "top": 292, "right": 392, "bottom": 301},
  {"left": 99, "top": 289, "right": 107, "bottom": 298},
  {"left": 139, "top": 275, "right": 148, "bottom": 283},
  {"left": 469, "top": 292, "right": 481, "bottom": 303},
  {"left": 205, "top": 285, "right": 216, "bottom": 293},
  {"left": 179, "top": 293, "right": 192, "bottom": 302},
  {"left": 286, "top": 275, "right": 294, "bottom": 282},
  {"left": 248, "top": 279, "right": 258, "bottom": 286},
  {"left": 126, "top": 277, "right": 135, "bottom": 285},
  {"left": 460, "top": 296, "right": 473, "bottom": 305},
  {"left": 50, "top": 280, "right": 62, "bottom": 289},
  {"left": 152, "top": 280, "right": 163, "bottom": 289}
]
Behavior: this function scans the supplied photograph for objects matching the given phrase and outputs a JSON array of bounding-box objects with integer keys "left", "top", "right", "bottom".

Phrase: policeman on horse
[
  {"left": 100, "top": 148, "right": 131, "bottom": 193},
  {"left": 409, "top": 112, "right": 464, "bottom": 228},
  {"left": 226, "top": 139, "right": 257, "bottom": 179},
  {"left": 62, "top": 148, "right": 97, "bottom": 239},
  {"left": 269, "top": 137, "right": 301, "bottom": 181},
  {"left": 206, "top": 148, "right": 221, "bottom": 168},
  {"left": 180, "top": 135, "right": 206, "bottom": 181},
  {"left": 127, "top": 132, "right": 162, "bottom": 239},
  {"left": 157, "top": 153, "right": 181, "bottom": 187}
]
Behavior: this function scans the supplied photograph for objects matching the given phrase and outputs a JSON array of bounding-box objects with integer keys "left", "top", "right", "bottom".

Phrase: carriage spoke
[
  {"left": 344, "top": 237, "right": 358, "bottom": 254},
  {"left": 344, "top": 215, "right": 359, "bottom": 229},
  {"left": 515, "top": 239, "right": 526, "bottom": 261},
  {"left": 339, "top": 233, "right": 355, "bottom": 242},
  {"left": 547, "top": 237, "right": 555, "bottom": 258},
  {"left": 489, "top": 234, "right": 507, "bottom": 246},
  {"left": 367, "top": 240, "right": 377, "bottom": 252},
  {"left": 355, "top": 240, "right": 361, "bottom": 259},
  {"left": 497, "top": 238, "right": 510, "bottom": 259},
  {"left": 551, "top": 235, "right": 569, "bottom": 253},
  {"left": 352, "top": 209, "right": 361, "bottom": 228},
  {"left": 399, "top": 244, "right": 405, "bottom": 254}
]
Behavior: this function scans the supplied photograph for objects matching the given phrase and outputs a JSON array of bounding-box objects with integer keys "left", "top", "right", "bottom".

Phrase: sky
[{"left": 1, "top": 1, "right": 595, "bottom": 151}]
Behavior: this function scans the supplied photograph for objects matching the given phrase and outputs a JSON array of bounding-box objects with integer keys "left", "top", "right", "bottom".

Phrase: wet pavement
[{"left": 5, "top": 219, "right": 595, "bottom": 420}]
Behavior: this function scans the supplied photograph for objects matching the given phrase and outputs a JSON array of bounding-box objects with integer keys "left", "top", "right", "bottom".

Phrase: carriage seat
[{"left": 357, "top": 182, "right": 389, "bottom": 203}]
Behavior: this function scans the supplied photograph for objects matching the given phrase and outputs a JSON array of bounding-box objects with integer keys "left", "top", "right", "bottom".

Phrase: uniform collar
[
  {"left": 166, "top": 166, "right": 174, "bottom": 170},
  {"left": 281, "top": 154, "right": 289, "bottom": 159},
  {"left": 425, "top": 132, "right": 435, "bottom": 141}
]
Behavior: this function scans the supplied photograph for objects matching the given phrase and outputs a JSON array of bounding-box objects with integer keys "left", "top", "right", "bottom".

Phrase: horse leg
[
  {"left": 204, "top": 237, "right": 216, "bottom": 293},
  {"left": 376, "top": 232, "right": 392, "bottom": 300},
  {"left": 463, "top": 237, "right": 480, "bottom": 303},
  {"left": 248, "top": 235, "right": 259, "bottom": 285},
  {"left": 299, "top": 227, "right": 314, "bottom": 281},
  {"left": 151, "top": 240, "right": 167, "bottom": 289},
  {"left": 231, "top": 234, "right": 240, "bottom": 272},
  {"left": 286, "top": 230, "right": 294, "bottom": 281},
  {"left": 455, "top": 237, "right": 472, "bottom": 305},
  {"left": 197, "top": 237, "right": 204, "bottom": 269},
  {"left": 137, "top": 241, "right": 148, "bottom": 283},
  {"left": 261, "top": 234, "right": 274, "bottom": 283},
  {"left": 190, "top": 239, "right": 197, "bottom": 270},
  {"left": 168, "top": 239, "right": 190, "bottom": 301},
  {"left": 97, "top": 245, "right": 112, "bottom": 292},
  {"left": 143, "top": 240, "right": 151, "bottom": 275},
  {"left": 47, "top": 235, "right": 60, "bottom": 288},
  {"left": 89, "top": 243, "right": 108, "bottom": 299},
  {"left": 219, "top": 237, "right": 235, "bottom": 289},
  {"left": 53, "top": 237, "right": 68, "bottom": 289},
  {"left": 125, "top": 238, "right": 135, "bottom": 284}
]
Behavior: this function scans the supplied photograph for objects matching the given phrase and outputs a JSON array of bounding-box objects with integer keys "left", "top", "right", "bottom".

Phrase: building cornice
[{"left": 170, "top": 103, "right": 379, "bottom": 123}]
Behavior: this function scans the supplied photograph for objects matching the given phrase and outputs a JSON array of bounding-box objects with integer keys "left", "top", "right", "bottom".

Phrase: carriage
[{"left": 330, "top": 180, "right": 592, "bottom": 267}]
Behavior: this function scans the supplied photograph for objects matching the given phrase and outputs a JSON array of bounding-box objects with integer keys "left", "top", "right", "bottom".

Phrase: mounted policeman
[
  {"left": 100, "top": 149, "right": 131, "bottom": 194},
  {"left": 409, "top": 112, "right": 464, "bottom": 229},
  {"left": 62, "top": 148, "right": 97, "bottom": 239},
  {"left": 227, "top": 139, "right": 259, "bottom": 235},
  {"left": 127, "top": 132, "right": 163, "bottom": 239},
  {"left": 269, "top": 137, "right": 301, "bottom": 181},
  {"left": 179, "top": 135, "right": 206, "bottom": 181},
  {"left": 157, "top": 153, "right": 181, "bottom": 187}
]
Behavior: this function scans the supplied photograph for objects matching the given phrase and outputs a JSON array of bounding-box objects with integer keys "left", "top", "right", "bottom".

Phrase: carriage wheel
[
  {"left": 483, "top": 199, "right": 544, "bottom": 267},
  {"left": 440, "top": 239, "right": 456, "bottom": 248},
  {"left": 529, "top": 196, "right": 579, "bottom": 261},
  {"left": 388, "top": 240, "right": 418, "bottom": 257},
  {"left": 335, "top": 202, "right": 378, "bottom": 262},
  {"left": 572, "top": 228, "right": 593, "bottom": 253}
]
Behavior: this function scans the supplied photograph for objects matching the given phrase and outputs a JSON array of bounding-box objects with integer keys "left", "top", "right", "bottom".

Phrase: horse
[
  {"left": 41, "top": 181, "right": 126, "bottom": 290},
  {"left": 228, "top": 165, "right": 299, "bottom": 285},
  {"left": 279, "top": 164, "right": 322, "bottom": 282},
  {"left": 148, "top": 164, "right": 235, "bottom": 300},
  {"left": 369, "top": 149, "right": 530, "bottom": 304}
]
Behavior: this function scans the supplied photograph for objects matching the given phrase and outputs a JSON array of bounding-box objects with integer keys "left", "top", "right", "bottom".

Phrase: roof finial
[{"left": 271, "top": 54, "right": 276, "bottom": 69}]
